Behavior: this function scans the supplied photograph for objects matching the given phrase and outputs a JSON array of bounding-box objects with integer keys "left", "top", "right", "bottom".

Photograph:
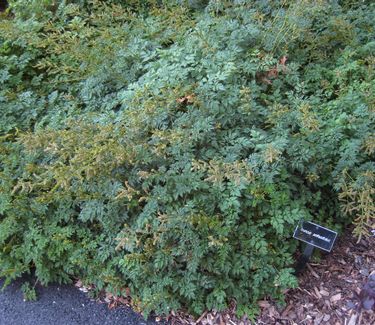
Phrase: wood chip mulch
[
  {"left": 79, "top": 228, "right": 374, "bottom": 325},
  {"left": 256, "top": 229, "right": 375, "bottom": 325},
  {"left": 170, "top": 229, "right": 374, "bottom": 325}
]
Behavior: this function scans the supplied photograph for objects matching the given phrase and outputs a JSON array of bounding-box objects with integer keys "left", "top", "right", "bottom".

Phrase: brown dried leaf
[
  {"left": 258, "top": 300, "right": 271, "bottom": 308},
  {"left": 279, "top": 56, "right": 287, "bottom": 66},
  {"left": 281, "top": 304, "right": 293, "bottom": 317},
  {"left": 330, "top": 293, "right": 342, "bottom": 303},
  {"left": 196, "top": 311, "right": 207, "bottom": 324},
  {"left": 314, "top": 287, "right": 322, "bottom": 299},
  {"left": 307, "top": 263, "right": 320, "bottom": 279},
  {"left": 320, "top": 289, "right": 329, "bottom": 297},
  {"left": 176, "top": 94, "right": 195, "bottom": 105}
]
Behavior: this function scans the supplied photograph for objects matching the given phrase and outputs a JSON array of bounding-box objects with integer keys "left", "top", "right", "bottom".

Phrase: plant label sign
[{"left": 293, "top": 220, "right": 337, "bottom": 252}]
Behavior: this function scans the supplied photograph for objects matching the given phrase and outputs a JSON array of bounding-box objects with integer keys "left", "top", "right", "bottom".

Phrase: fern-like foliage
[{"left": 0, "top": 0, "right": 374, "bottom": 318}]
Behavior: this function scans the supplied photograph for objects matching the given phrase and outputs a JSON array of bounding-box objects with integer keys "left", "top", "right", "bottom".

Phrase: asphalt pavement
[{"left": 0, "top": 277, "right": 158, "bottom": 325}]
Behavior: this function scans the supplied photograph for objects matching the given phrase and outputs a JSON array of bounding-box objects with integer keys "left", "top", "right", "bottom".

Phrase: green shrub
[
  {"left": 0, "top": 0, "right": 374, "bottom": 318},
  {"left": 21, "top": 281, "right": 37, "bottom": 301}
]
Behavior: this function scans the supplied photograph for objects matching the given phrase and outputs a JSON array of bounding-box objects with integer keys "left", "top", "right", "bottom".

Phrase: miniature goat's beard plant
[{"left": 0, "top": 0, "right": 374, "bottom": 319}]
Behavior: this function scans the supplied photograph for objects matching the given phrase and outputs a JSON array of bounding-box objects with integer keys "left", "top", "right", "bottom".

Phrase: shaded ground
[
  {"left": 168, "top": 229, "right": 374, "bottom": 324},
  {"left": 1, "top": 229, "right": 373, "bottom": 325},
  {"left": 256, "top": 229, "right": 375, "bottom": 325},
  {"left": 0, "top": 277, "right": 157, "bottom": 325}
]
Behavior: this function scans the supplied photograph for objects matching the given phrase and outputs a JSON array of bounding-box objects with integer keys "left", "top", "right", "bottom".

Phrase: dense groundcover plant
[{"left": 0, "top": 0, "right": 374, "bottom": 318}]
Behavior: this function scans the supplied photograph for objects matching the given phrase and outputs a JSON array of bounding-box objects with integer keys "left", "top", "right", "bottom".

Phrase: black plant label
[{"left": 293, "top": 220, "right": 337, "bottom": 252}]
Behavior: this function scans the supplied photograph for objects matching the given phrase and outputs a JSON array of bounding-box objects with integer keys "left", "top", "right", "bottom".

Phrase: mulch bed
[
  {"left": 169, "top": 228, "right": 374, "bottom": 324},
  {"left": 80, "top": 228, "right": 374, "bottom": 325},
  {"left": 256, "top": 228, "right": 375, "bottom": 325}
]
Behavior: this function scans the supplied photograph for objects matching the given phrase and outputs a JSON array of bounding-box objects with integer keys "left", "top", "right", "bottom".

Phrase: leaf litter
[{"left": 74, "top": 228, "right": 374, "bottom": 324}]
